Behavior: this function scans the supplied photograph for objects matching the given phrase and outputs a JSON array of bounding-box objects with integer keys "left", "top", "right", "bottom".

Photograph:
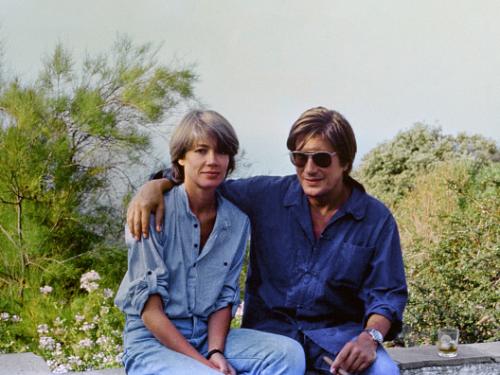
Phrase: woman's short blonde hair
[{"left": 169, "top": 110, "right": 239, "bottom": 182}]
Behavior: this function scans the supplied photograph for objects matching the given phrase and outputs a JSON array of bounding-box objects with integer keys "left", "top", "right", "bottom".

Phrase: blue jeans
[
  {"left": 123, "top": 317, "right": 305, "bottom": 375},
  {"left": 303, "top": 332, "right": 399, "bottom": 375},
  {"left": 304, "top": 346, "right": 399, "bottom": 374}
]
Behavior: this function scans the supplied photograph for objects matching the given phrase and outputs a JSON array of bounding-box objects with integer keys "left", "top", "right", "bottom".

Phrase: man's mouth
[{"left": 304, "top": 176, "right": 322, "bottom": 183}]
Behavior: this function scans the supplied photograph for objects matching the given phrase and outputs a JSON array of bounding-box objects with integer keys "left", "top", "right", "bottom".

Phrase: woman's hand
[
  {"left": 126, "top": 179, "right": 172, "bottom": 240},
  {"left": 209, "top": 352, "right": 236, "bottom": 375}
]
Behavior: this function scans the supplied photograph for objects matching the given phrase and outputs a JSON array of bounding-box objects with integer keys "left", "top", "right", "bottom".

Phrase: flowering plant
[{"left": 0, "top": 270, "right": 125, "bottom": 373}]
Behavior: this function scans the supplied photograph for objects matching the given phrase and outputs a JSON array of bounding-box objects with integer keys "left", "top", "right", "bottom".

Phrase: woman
[{"left": 115, "top": 110, "right": 305, "bottom": 375}]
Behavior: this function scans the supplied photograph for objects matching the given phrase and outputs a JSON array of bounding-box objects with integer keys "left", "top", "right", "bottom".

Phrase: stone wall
[{"left": 1, "top": 342, "right": 498, "bottom": 374}]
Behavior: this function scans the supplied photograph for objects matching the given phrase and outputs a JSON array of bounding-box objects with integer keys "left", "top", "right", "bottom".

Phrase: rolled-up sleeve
[
  {"left": 115, "top": 220, "right": 170, "bottom": 316},
  {"left": 212, "top": 218, "right": 250, "bottom": 316},
  {"left": 359, "top": 215, "right": 408, "bottom": 340}
]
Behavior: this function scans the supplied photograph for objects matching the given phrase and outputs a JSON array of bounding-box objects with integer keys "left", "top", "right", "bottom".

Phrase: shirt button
[
  {"left": 194, "top": 224, "right": 198, "bottom": 228},
  {"left": 303, "top": 274, "right": 311, "bottom": 284},
  {"left": 194, "top": 244, "right": 198, "bottom": 248}
]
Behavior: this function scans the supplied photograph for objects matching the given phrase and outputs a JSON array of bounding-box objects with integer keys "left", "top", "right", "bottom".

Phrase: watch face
[{"left": 366, "top": 328, "right": 383, "bottom": 344}]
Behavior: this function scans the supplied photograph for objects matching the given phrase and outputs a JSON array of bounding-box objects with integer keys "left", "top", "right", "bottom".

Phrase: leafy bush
[
  {"left": 355, "top": 123, "right": 499, "bottom": 206},
  {"left": 0, "top": 270, "right": 124, "bottom": 372},
  {"left": 395, "top": 161, "right": 499, "bottom": 344}
]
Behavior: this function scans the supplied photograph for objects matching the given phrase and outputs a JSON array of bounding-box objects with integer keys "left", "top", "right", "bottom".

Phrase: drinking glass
[{"left": 437, "top": 327, "right": 459, "bottom": 357}]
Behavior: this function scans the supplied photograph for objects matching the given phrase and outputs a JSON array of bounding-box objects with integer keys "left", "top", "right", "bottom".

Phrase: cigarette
[{"left": 322, "top": 356, "right": 351, "bottom": 375}]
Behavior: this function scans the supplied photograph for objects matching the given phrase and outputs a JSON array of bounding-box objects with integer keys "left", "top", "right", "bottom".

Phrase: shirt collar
[
  {"left": 177, "top": 184, "right": 232, "bottom": 230},
  {"left": 282, "top": 176, "right": 368, "bottom": 221}
]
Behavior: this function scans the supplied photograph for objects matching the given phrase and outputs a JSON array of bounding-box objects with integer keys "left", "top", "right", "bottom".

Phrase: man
[{"left": 127, "top": 107, "right": 407, "bottom": 374}]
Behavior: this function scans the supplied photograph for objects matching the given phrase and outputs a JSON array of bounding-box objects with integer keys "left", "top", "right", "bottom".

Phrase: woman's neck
[{"left": 183, "top": 181, "right": 217, "bottom": 217}]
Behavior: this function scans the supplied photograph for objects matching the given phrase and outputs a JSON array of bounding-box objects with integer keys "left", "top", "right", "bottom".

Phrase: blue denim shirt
[
  {"left": 217, "top": 175, "right": 408, "bottom": 355},
  {"left": 115, "top": 184, "right": 250, "bottom": 320}
]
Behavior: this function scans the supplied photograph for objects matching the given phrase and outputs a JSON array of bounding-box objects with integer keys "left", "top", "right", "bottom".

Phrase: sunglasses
[{"left": 289, "top": 151, "right": 337, "bottom": 168}]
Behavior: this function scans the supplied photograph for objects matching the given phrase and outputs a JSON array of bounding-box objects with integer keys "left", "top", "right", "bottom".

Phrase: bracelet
[{"left": 206, "top": 349, "right": 224, "bottom": 359}]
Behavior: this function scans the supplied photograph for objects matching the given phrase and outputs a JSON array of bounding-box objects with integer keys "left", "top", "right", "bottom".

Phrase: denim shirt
[
  {"left": 115, "top": 184, "right": 250, "bottom": 320},
  {"left": 217, "top": 175, "right": 408, "bottom": 355}
]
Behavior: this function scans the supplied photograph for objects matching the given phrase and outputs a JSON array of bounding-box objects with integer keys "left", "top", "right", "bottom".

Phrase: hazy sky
[{"left": 2, "top": 0, "right": 499, "bottom": 176}]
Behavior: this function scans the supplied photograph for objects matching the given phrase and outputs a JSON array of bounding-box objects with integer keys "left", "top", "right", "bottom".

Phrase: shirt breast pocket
[{"left": 328, "top": 243, "right": 375, "bottom": 288}]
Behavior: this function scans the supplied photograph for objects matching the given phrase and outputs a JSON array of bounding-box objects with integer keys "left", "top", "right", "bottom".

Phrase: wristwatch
[{"left": 364, "top": 328, "right": 384, "bottom": 345}]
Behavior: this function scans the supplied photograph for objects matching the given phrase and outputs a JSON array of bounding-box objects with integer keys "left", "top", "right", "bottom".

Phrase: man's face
[{"left": 294, "top": 135, "right": 347, "bottom": 202}]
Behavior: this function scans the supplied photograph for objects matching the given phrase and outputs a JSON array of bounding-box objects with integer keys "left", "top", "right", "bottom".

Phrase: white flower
[
  {"left": 115, "top": 352, "right": 123, "bottom": 363},
  {"left": 78, "top": 338, "right": 93, "bottom": 348},
  {"left": 1, "top": 312, "right": 10, "bottom": 321},
  {"left": 54, "top": 342, "right": 63, "bottom": 356},
  {"left": 92, "top": 352, "right": 105, "bottom": 361},
  {"left": 40, "top": 285, "right": 53, "bottom": 295},
  {"left": 80, "top": 322, "right": 95, "bottom": 331},
  {"left": 39, "top": 336, "right": 56, "bottom": 350},
  {"left": 52, "top": 364, "right": 70, "bottom": 374},
  {"left": 68, "top": 356, "right": 83, "bottom": 367},
  {"left": 80, "top": 270, "right": 101, "bottom": 293},
  {"left": 74, "top": 314, "right": 85, "bottom": 323},
  {"left": 11, "top": 314, "right": 21, "bottom": 322},
  {"left": 103, "top": 288, "right": 114, "bottom": 299},
  {"left": 96, "top": 335, "right": 110, "bottom": 345},
  {"left": 37, "top": 324, "right": 49, "bottom": 334},
  {"left": 53, "top": 316, "right": 64, "bottom": 326}
]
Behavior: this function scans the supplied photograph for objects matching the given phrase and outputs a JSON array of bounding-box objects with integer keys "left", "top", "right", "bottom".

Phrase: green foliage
[
  {"left": 0, "top": 37, "right": 195, "bottom": 367},
  {"left": 0, "top": 36, "right": 195, "bottom": 294},
  {"left": 0, "top": 270, "right": 125, "bottom": 372},
  {"left": 355, "top": 123, "right": 499, "bottom": 206},
  {"left": 395, "top": 161, "right": 499, "bottom": 344}
]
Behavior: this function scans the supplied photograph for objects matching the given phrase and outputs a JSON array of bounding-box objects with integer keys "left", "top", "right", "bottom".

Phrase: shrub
[
  {"left": 396, "top": 161, "right": 499, "bottom": 344},
  {"left": 0, "top": 270, "right": 124, "bottom": 372},
  {"left": 355, "top": 123, "right": 499, "bottom": 206}
]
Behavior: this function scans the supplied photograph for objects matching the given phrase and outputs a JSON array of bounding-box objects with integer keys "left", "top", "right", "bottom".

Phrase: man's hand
[
  {"left": 209, "top": 352, "right": 236, "bottom": 375},
  {"left": 330, "top": 332, "right": 377, "bottom": 374},
  {"left": 126, "top": 179, "right": 171, "bottom": 240}
]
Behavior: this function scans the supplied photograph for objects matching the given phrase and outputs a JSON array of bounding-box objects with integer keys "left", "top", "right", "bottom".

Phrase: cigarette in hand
[{"left": 323, "top": 356, "right": 351, "bottom": 375}]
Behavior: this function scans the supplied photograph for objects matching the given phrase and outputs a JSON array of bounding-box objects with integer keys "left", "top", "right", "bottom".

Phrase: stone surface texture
[{"left": 1, "top": 342, "right": 499, "bottom": 374}]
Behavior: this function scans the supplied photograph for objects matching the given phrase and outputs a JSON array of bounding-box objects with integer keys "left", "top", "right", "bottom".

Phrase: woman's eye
[{"left": 195, "top": 148, "right": 208, "bottom": 154}]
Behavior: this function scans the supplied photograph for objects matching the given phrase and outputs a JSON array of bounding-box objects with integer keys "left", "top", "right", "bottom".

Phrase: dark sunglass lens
[
  {"left": 291, "top": 152, "right": 307, "bottom": 167},
  {"left": 313, "top": 153, "right": 332, "bottom": 168}
]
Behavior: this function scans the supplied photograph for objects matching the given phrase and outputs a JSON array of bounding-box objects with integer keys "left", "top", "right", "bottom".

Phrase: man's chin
[{"left": 301, "top": 186, "right": 326, "bottom": 198}]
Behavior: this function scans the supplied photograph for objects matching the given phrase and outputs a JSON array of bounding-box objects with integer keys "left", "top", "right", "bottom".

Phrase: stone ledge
[
  {"left": 1, "top": 342, "right": 498, "bottom": 374},
  {"left": 386, "top": 342, "right": 500, "bottom": 370}
]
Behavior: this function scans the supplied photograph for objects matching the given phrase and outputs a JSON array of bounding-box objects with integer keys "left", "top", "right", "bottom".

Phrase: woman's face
[
  {"left": 294, "top": 134, "right": 347, "bottom": 202},
  {"left": 178, "top": 136, "right": 230, "bottom": 192}
]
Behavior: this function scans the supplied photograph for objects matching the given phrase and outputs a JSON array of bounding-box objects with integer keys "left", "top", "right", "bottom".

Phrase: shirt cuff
[
  {"left": 364, "top": 305, "right": 402, "bottom": 341},
  {"left": 129, "top": 269, "right": 170, "bottom": 315}
]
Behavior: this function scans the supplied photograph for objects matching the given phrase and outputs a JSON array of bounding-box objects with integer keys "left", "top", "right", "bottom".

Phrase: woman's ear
[{"left": 178, "top": 158, "right": 185, "bottom": 167}]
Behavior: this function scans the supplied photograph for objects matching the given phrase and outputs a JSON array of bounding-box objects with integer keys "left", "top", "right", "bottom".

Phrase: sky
[{"left": 1, "top": 0, "right": 499, "bottom": 176}]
